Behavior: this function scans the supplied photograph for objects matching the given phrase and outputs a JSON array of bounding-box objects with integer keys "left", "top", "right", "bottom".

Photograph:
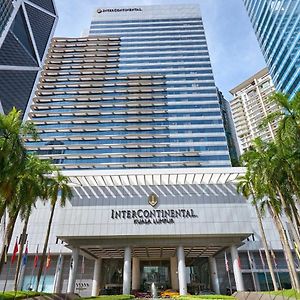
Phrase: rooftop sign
[{"left": 97, "top": 8, "right": 142, "bottom": 14}]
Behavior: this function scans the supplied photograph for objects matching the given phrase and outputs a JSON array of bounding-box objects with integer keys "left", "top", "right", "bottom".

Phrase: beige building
[{"left": 230, "top": 68, "right": 279, "bottom": 153}]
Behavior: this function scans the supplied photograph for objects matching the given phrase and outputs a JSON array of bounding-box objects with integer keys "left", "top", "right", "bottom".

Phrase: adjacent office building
[
  {"left": 243, "top": 0, "right": 300, "bottom": 97},
  {"left": 1, "top": 5, "right": 294, "bottom": 296},
  {"left": 0, "top": 0, "right": 58, "bottom": 115},
  {"left": 230, "top": 68, "right": 279, "bottom": 152}
]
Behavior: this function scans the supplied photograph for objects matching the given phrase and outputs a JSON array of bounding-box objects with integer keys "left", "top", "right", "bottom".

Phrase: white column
[
  {"left": 92, "top": 258, "right": 102, "bottom": 296},
  {"left": 132, "top": 257, "right": 140, "bottom": 291},
  {"left": 208, "top": 256, "right": 220, "bottom": 294},
  {"left": 170, "top": 256, "right": 179, "bottom": 290},
  {"left": 67, "top": 248, "right": 79, "bottom": 293},
  {"left": 230, "top": 245, "right": 245, "bottom": 291},
  {"left": 177, "top": 246, "right": 187, "bottom": 295},
  {"left": 123, "top": 246, "right": 132, "bottom": 295},
  {"left": 53, "top": 255, "right": 64, "bottom": 293}
]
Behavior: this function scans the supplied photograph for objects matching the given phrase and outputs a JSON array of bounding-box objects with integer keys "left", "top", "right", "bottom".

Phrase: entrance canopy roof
[
  {"left": 64, "top": 167, "right": 246, "bottom": 189},
  {"left": 64, "top": 236, "right": 249, "bottom": 260}
]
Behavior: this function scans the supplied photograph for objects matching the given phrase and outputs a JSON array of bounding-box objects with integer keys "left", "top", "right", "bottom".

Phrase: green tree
[
  {"left": 0, "top": 108, "right": 37, "bottom": 220},
  {"left": 239, "top": 138, "right": 300, "bottom": 290},
  {"left": 35, "top": 172, "right": 73, "bottom": 291},
  {"left": 13, "top": 155, "right": 54, "bottom": 290},
  {"left": 237, "top": 171, "right": 278, "bottom": 290}
]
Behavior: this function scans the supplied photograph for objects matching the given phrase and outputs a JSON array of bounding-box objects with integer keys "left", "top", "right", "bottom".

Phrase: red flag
[
  {"left": 46, "top": 250, "right": 51, "bottom": 269},
  {"left": 33, "top": 245, "right": 39, "bottom": 268},
  {"left": 11, "top": 239, "right": 18, "bottom": 264},
  {"left": 237, "top": 255, "right": 242, "bottom": 269}
]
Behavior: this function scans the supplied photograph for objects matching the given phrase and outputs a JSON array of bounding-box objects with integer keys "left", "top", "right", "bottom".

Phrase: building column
[
  {"left": 208, "top": 256, "right": 220, "bottom": 294},
  {"left": 170, "top": 256, "right": 179, "bottom": 290},
  {"left": 123, "top": 246, "right": 132, "bottom": 295},
  {"left": 53, "top": 255, "right": 64, "bottom": 293},
  {"left": 92, "top": 258, "right": 102, "bottom": 296},
  {"left": 177, "top": 246, "right": 187, "bottom": 295},
  {"left": 132, "top": 257, "right": 140, "bottom": 291},
  {"left": 67, "top": 248, "right": 79, "bottom": 293},
  {"left": 230, "top": 245, "right": 245, "bottom": 291}
]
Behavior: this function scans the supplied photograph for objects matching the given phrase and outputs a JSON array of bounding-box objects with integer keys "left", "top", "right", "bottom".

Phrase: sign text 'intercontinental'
[
  {"left": 97, "top": 8, "right": 143, "bottom": 14},
  {"left": 111, "top": 208, "right": 198, "bottom": 225}
]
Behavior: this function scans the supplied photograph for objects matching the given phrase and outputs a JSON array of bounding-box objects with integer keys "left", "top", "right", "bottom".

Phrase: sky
[{"left": 53, "top": 0, "right": 266, "bottom": 99}]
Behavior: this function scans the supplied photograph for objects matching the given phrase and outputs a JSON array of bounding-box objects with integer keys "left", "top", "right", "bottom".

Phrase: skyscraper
[
  {"left": 2, "top": 5, "right": 289, "bottom": 295},
  {"left": 0, "top": 0, "right": 58, "bottom": 115},
  {"left": 243, "top": 0, "right": 300, "bottom": 97},
  {"left": 230, "top": 68, "right": 279, "bottom": 152},
  {"left": 27, "top": 4, "right": 231, "bottom": 170}
]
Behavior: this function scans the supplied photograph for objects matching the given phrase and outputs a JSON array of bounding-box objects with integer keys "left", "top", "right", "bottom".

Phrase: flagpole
[
  {"left": 247, "top": 250, "right": 258, "bottom": 291},
  {"left": 259, "top": 249, "right": 270, "bottom": 292},
  {"left": 3, "top": 237, "right": 19, "bottom": 294},
  {"left": 41, "top": 248, "right": 51, "bottom": 292},
  {"left": 29, "top": 245, "right": 39, "bottom": 291},
  {"left": 224, "top": 251, "right": 232, "bottom": 294}
]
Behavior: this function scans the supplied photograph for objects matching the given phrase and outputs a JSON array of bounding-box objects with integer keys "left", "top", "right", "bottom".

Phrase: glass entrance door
[{"left": 141, "top": 261, "right": 170, "bottom": 292}]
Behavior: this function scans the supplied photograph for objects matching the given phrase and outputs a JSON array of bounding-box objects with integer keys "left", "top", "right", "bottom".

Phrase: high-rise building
[
  {"left": 230, "top": 68, "right": 279, "bottom": 152},
  {"left": 0, "top": 0, "right": 58, "bottom": 115},
  {"left": 243, "top": 0, "right": 300, "bottom": 97},
  {"left": 1, "top": 5, "right": 293, "bottom": 295},
  {"left": 26, "top": 5, "right": 232, "bottom": 170},
  {"left": 217, "top": 89, "right": 240, "bottom": 165}
]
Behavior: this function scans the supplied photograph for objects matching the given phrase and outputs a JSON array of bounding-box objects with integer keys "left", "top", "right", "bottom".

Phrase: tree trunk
[
  {"left": 277, "top": 186, "right": 300, "bottom": 251},
  {"left": 35, "top": 202, "right": 56, "bottom": 291},
  {"left": 0, "top": 210, "right": 19, "bottom": 274},
  {"left": 269, "top": 205, "right": 300, "bottom": 291},
  {"left": 254, "top": 204, "right": 278, "bottom": 291},
  {"left": 0, "top": 203, "right": 5, "bottom": 223},
  {"left": 14, "top": 212, "right": 30, "bottom": 291}
]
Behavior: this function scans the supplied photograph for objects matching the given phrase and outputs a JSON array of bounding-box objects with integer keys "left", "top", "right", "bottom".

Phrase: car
[{"left": 160, "top": 289, "right": 180, "bottom": 298}]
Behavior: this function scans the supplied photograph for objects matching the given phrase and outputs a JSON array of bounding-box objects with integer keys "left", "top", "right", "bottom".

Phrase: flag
[
  {"left": 259, "top": 248, "right": 265, "bottom": 268},
  {"left": 81, "top": 256, "right": 85, "bottom": 274},
  {"left": 46, "top": 250, "right": 51, "bottom": 269},
  {"left": 237, "top": 255, "right": 242, "bottom": 269},
  {"left": 33, "top": 245, "right": 39, "bottom": 268},
  {"left": 22, "top": 242, "right": 28, "bottom": 266},
  {"left": 11, "top": 238, "right": 18, "bottom": 264},
  {"left": 225, "top": 252, "right": 229, "bottom": 272}
]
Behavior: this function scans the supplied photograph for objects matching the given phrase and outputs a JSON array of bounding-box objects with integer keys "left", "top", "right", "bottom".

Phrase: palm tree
[
  {"left": 0, "top": 108, "right": 37, "bottom": 220},
  {"left": 240, "top": 138, "right": 300, "bottom": 290},
  {"left": 0, "top": 155, "right": 53, "bottom": 275},
  {"left": 13, "top": 155, "right": 54, "bottom": 290},
  {"left": 35, "top": 172, "right": 73, "bottom": 291},
  {"left": 237, "top": 172, "right": 278, "bottom": 290}
]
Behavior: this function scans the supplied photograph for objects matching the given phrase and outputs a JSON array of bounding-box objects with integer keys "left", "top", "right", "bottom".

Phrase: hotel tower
[{"left": 0, "top": 4, "right": 292, "bottom": 295}]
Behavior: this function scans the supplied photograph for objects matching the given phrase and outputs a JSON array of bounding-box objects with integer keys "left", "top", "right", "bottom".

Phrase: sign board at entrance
[{"left": 111, "top": 208, "right": 198, "bottom": 225}]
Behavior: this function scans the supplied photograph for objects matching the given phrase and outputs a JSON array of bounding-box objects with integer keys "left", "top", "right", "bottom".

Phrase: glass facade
[
  {"left": 27, "top": 5, "right": 231, "bottom": 169},
  {"left": 243, "top": 0, "right": 300, "bottom": 97},
  {"left": 0, "top": 0, "right": 13, "bottom": 38},
  {"left": 0, "top": 0, "right": 57, "bottom": 114}
]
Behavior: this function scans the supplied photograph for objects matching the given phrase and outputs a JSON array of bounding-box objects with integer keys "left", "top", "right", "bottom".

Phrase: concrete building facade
[{"left": 230, "top": 68, "right": 280, "bottom": 153}]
